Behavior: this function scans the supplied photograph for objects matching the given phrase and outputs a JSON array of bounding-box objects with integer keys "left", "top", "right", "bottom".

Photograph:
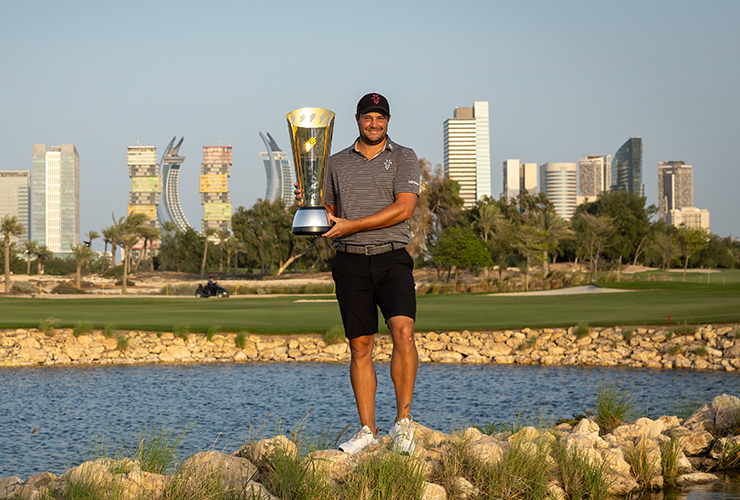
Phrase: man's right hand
[{"left": 294, "top": 182, "right": 303, "bottom": 206}]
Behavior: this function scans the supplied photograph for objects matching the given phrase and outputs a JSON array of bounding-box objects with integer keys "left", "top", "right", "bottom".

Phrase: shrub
[
  {"left": 174, "top": 324, "right": 189, "bottom": 341},
  {"left": 235, "top": 332, "right": 247, "bottom": 350},
  {"left": 39, "top": 317, "right": 61, "bottom": 336},
  {"left": 117, "top": 336, "right": 128, "bottom": 352},
  {"left": 661, "top": 436, "right": 683, "bottom": 487},
  {"left": 623, "top": 328, "right": 634, "bottom": 342},
  {"left": 103, "top": 324, "right": 115, "bottom": 338},
  {"left": 734, "top": 326, "right": 740, "bottom": 339},
  {"left": 73, "top": 321, "right": 92, "bottom": 337},
  {"left": 595, "top": 381, "right": 635, "bottom": 431},
  {"left": 206, "top": 325, "right": 219, "bottom": 342},
  {"left": 10, "top": 281, "right": 37, "bottom": 294},
  {"left": 624, "top": 438, "right": 660, "bottom": 488},
  {"left": 674, "top": 323, "right": 697, "bottom": 336},
  {"left": 114, "top": 279, "right": 135, "bottom": 287},
  {"left": 665, "top": 344, "right": 681, "bottom": 356},
  {"left": 576, "top": 322, "right": 590, "bottom": 339},
  {"left": 102, "top": 265, "right": 124, "bottom": 277},
  {"left": 51, "top": 284, "right": 86, "bottom": 294},
  {"left": 324, "top": 325, "right": 346, "bottom": 345},
  {"left": 694, "top": 346, "right": 709, "bottom": 357}
]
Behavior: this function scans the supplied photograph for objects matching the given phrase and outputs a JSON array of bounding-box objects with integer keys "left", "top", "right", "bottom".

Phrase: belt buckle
[{"left": 365, "top": 245, "right": 373, "bottom": 256}]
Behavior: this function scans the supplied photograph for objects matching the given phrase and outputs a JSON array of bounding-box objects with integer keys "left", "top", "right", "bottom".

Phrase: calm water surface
[{"left": 1, "top": 363, "right": 738, "bottom": 498}]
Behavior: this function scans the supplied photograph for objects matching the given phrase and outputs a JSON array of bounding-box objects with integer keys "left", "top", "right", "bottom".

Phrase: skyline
[{"left": 1, "top": 1, "right": 739, "bottom": 248}]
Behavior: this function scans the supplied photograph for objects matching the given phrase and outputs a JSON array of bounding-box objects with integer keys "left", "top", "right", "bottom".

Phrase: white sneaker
[
  {"left": 337, "top": 425, "right": 379, "bottom": 455},
  {"left": 389, "top": 415, "right": 416, "bottom": 455}
]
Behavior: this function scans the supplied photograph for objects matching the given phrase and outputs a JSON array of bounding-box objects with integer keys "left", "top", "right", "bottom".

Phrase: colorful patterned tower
[{"left": 200, "top": 144, "right": 232, "bottom": 233}]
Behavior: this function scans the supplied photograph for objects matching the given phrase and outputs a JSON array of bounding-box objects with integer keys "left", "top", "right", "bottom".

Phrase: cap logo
[{"left": 372, "top": 94, "right": 380, "bottom": 104}]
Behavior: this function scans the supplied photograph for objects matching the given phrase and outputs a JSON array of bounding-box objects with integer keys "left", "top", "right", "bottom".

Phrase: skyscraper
[
  {"left": 612, "top": 137, "right": 643, "bottom": 196},
  {"left": 127, "top": 145, "right": 160, "bottom": 226},
  {"left": 578, "top": 155, "right": 611, "bottom": 203},
  {"left": 443, "top": 101, "right": 491, "bottom": 206},
  {"left": 0, "top": 171, "right": 31, "bottom": 242},
  {"left": 259, "top": 132, "right": 293, "bottom": 203},
  {"left": 657, "top": 161, "right": 693, "bottom": 221},
  {"left": 668, "top": 207, "right": 710, "bottom": 230},
  {"left": 502, "top": 159, "right": 537, "bottom": 201},
  {"left": 32, "top": 144, "right": 79, "bottom": 254},
  {"left": 539, "top": 162, "right": 577, "bottom": 220},
  {"left": 160, "top": 137, "right": 192, "bottom": 232},
  {"left": 200, "top": 145, "right": 232, "bottom": 233}
]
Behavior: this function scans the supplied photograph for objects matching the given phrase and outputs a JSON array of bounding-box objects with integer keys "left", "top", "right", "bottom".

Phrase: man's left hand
[{"left": 322, "top": 214, "right": 358, "bottom": 238}]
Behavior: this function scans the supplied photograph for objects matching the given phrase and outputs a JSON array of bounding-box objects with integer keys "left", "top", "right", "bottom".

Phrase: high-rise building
[
  {"left": 668, "top": 207, "right": 710, "bottom": 230},
  {"left": 32, "top": 144, "right": 79, "bottom": 254},
  {"left": 502, "top": 159, "right": 537, "bottom": 201},
  {"left": 658, "top": 161, "right": 693, "bottom": 221},
  {"left": 0, "top": 171, "right": 31, "bottom": 242},
  {"left": 539, "top": 162, "right": 577, "bottom": 220},
  {"left": 200, "top": 145, "right": 232, "bottom": 233},
  {"left": 160, "top": 136, "right": 192, "bottom": 232},
  {"left": 127, "top": 145, "right": 160, "bottom": 226},
  {"left": 259, "top": 132, "right": 293, "bottom": 203},
  {"left": 612, "top": 137, "right": 643, "bottom": 196},
  {"left": 443, "top": 101, "right": 490, "bottom": 206},
  {"left": 577, "top": 155, "right": 611, "bottom": 204}
]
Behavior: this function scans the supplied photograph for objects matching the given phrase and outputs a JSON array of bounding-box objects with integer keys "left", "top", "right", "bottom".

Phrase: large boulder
[{"left": 711, "top": 394, "right": 740, "bottom": 434}]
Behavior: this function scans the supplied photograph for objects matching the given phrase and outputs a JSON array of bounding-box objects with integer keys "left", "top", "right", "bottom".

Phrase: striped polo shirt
[{"left": 324, "top": 136, "right": 421, "bottom": 246}]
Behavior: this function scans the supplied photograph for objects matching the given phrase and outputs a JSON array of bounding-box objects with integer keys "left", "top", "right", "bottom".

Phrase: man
[{"left": 321, "top": 93, "right": 421, "bottom": 455}]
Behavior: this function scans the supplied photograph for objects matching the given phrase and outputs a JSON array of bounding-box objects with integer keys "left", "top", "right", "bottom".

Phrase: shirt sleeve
[
  {"left": 393, "top": 147, "right": 421, "bottom": 197},
  {"left": 323, "top": 156, "right": 336, "bottom": 207}
]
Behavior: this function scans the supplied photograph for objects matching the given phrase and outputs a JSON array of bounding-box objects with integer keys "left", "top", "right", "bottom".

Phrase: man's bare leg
[
  {"left": 348, "top": 334, "right": 378, "bottom": 434},
  {"left": 387, "top": 315, "right": 417, "bottom": 423}
]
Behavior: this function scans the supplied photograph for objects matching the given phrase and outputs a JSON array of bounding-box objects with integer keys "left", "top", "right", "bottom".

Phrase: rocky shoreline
[
  {"left": 1, "top": 395, "right": 739, "bottom": 499},
  {"left": 1, "top": 323, "right": 739, "bottom": 371}
]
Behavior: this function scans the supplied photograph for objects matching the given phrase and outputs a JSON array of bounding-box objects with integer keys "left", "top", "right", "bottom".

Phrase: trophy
[{"left": 287, "top": 107, "right": 335, "bottom": 235}]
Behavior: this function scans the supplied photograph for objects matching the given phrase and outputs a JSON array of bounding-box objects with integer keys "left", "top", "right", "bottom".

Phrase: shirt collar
[{"left": 351, "top": 136, "right": 395, "bottom": 159}]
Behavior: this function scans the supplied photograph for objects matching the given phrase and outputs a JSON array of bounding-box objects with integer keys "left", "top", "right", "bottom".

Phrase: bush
[
  {"left": 115, "top": 279, "right": 135, "bottom": 287},
  {"left": 42, "top": 257, "right": 77, "bottom": 275},
  {"left": 103, "top": 324, "right": 116, "bottom": 338},
  {"left": 235, "top": 332, "right": 246, "bottom": 350},
  {"left": 576, "top": 322, "right": 590, "bottom": 339},
  {"left": 73, "top": 321, "right": 92, "bottom": 337},
  {"left": 206, "top": 325, "right": 219, "bottom": 342},
  {"left": 594, "top": 381, "right": 635, "bottom": 431},
  {"left": 10, "top": 281, "right": 37, "bottom": 294},
  {"left": 324, "top": 325, "right": 346, "bottom": 345},
  {"left": 623, "top": 328, "right": 634, "bottom": 342},
  {"left": 117, "top": 336, "right": 129, "bottom": 351},
  {"left": 102, "top": 265, "right": 124, "bottom": 277},
  {"left": 51, "top": 284, "right": 86, "bottom": 294},
  {"left": 665, "top": 344, "right": 682, "bottom": 356},
  {"left": 39, "top": 317, "right": 61, "bottom": 336},
  {"left": 174, "top": 324, "right": 189, "bottom": 341}
]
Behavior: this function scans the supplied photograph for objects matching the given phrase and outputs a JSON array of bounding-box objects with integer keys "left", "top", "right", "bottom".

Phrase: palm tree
[
  {"left": 36, "top": 245, "right": 53, "bottom": 275},
  {"left": 71, "top": 243, "right": 94, "bottom": 289},
  {"left": 84, "top": 230, "right": 100, "bottom": 272},
  {"left": 216, "top": 229, "right": 230, "bottom": 272},
  {"left": 530, "top": 210, "right": 573, "bottom": 276},
  {"left": 200, "top": 227, "right": 218, "bottom": 276},
  {"left": 118, "top": 212, "right": 149, "bottom": 294},
  {"left": 132, "top": 224, "right": 161, "bottom": 273},
  {"left": 107, "top": 214, "right": 126, "bottom": 268},
  {"left": 23, "top": 240, "right": 38, "bottom": 275},
  {"left": 2, "top": 215, "right": 25, "bottom": 293},
  {"left": 101, "top": 226, "right": 115, "bottom": 270}
]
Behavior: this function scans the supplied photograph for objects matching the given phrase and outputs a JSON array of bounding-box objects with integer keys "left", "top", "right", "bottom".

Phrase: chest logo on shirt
[{"left": 384, "top": 159, "right": 392, "bottom": 170}]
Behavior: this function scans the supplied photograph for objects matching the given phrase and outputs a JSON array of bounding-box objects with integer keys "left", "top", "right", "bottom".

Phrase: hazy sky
[{"left": 2, "top": 0, "right": 739, "bottom": 247}]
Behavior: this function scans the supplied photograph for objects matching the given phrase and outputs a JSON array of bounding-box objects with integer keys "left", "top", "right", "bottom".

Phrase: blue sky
[{"left": 1, "top": 0, "right": 739, "bottom": 245}]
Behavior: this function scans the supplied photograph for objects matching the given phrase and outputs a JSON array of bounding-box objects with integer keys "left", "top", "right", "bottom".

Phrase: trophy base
[{"left": 292, "top": 206, "right": 331, "bottom": 236}]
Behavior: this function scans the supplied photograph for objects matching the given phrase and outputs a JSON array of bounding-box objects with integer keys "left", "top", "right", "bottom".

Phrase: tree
[
  {"left": 158, "top": 228, "right": 203, "bottom": 272},
  {"left": 118, "top": 212, "right": 149, "bottom": 294},
  {"left": 488, "top": 217, "right": 516, "bottom": 283},
  {"left": 216, "top": 229, "right": 230, "bottom": 273},
  {"left": 36, "top": 245, "right": 53, "bottom": 275},
  {"left": 425, "top": 168, "right": 464, "bottom": 237},
  {"left": 2, "top": 215, "right": 25, "bottom": 293},
  {"left": 572, "top": 212, "right": 615, "bottom": 282},
  {"left": 652, "top": 231, "right": 680, "bottom": 273},
  {"left": 105, "top": 214, "right": 126, "bottom": 268},
  {"left": 529, "top": 209, "right": 573, "bottom": 276},
  {"left": 200, "top": 227, "right": 218, "bottom": 276},
  {"left": 514, "top": 221, "right": 547, "bottom": 290},
  {"left": 429, "top": 226, "right": 492, "bottom": 291},
  {"left": 406, "top": 159, "right": 435, "bottom": 260},
  {"left": 232, "top": 199, "right": 289, "bottom": 275},
  {"left": 23, "top": 240, "right": 38, "bottom": 275},
  {"left": 677, "top": 226, "right": 710, "bottom": 281},
  {"left": 71, "top": 243, "right": 94, "bottom": 289},
  {"left": 132, "top": 224, "right": 161, "bottom": 273}
]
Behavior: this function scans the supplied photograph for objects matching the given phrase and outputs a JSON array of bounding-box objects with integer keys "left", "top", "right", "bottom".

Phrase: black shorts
[{"left": 332, "top": 248, "right": 416, "bottom": 339}]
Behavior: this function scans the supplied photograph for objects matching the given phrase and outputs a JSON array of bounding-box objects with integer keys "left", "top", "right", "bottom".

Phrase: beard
[{"left": 358, "top": 127, "right": 387, "bottom": 146}]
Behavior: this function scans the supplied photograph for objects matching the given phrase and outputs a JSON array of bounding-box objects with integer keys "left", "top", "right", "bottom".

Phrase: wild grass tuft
[
  {"left": 734, "top": 326, "right": 740, "bottom": 339},
  {"left": 660, "top": 435, "right": 683, "bottom": 487},
  {"left": 717, "top": 438, "right": 740, "bottom": 469},
  {"left": 429, "top": 436, "right": 471, "bottom": 497},
  {"left": 39, "top": 317, "right": 61, "bottom": 336},
  {"left": 674, "top": 323, "right": 697, "bottom": 336},
  {"left": 103, "top": 324, "right": 115, "bottom": 338},
  {"left": 235, "top": 331, "right": 247, "bottom": 350},
  {"left": 694, "top": 346, "right": 709, "bottom": 357},
  {"left": 623, "top": 328, "right": 634, "bottom": 342},
  {"left": 116, "top": 336, "right": 128, "bottom": 352},
  {"left": 73, "top": 320, "right": 92, "bottom": 337},
  {"left": 576, "top": 322, "right": 590, "bottom": 339},
  {"left": 665, "top": 344, "right": 681, "bottom": 356},
  {"left": 206, "top": 325, "right": 220, "bottom": 342},
  {"left": 665, "top": 331, "right": 674, "bottom": 340},
  {"left": 174, "top": 324, "right": 190, "bottom": 341},
  {"left": 471, "top": 439, "right": 552, "bottom": 500},
  {"left": 554, "top": 441, "right": 612, "bottom": 500},
  {"left": 324, "top": 325, "right": 346, "bottom": 345},
  {"left": 664, "top": 396, "right": 704, "bottom": 419},
  {"left": 624, "top": 438, "right": 660, "bottom": 488},
  {"left": 254, "top": 444, "right": 332, "bottom": 500},
  {"left": 473, "top": 420, "right": 515, "bottom": 436},
  {"left": 133, "top": 421, "right": 194, "bottom": 475},
  {"left": 594, "top": 380, "right": 635, "bottom": 431},
  {"left": 341, "top": 450, "right": 426, "bottom": 500}
]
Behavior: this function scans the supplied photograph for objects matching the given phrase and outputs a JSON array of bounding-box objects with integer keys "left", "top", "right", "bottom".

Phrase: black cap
[{"left": 356, "top": 93, "right": 390, "bottom": 117}]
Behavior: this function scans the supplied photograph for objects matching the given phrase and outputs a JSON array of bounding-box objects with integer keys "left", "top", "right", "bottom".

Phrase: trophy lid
[{"left": 287, "top": 108, "right": 335, "bottom": 128}]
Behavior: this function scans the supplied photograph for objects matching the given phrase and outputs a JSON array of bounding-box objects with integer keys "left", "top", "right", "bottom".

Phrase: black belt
[{"left": 335, "top": 241, "right": 406, "bottom": 256}]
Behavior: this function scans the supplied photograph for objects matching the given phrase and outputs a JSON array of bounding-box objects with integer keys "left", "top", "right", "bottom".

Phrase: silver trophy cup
[{"left": 287, "top": 107, "right": 335, "bottom": 235}]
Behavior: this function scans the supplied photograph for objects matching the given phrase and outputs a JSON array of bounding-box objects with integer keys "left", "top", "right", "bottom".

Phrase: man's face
[{"left": 357, "top": 112, "right": 389, "bottom": 146}]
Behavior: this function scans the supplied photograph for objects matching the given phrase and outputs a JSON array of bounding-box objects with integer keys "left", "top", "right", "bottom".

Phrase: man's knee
[
  {"left": 388, "top": 317, "right": 416, "bottom": 354},
  {"left": 349, "top": 335, "right": 374, "bottom": 359}
]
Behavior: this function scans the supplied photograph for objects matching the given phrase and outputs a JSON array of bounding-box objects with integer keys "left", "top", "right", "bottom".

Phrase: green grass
[
  {"left": 576, "top": 321, "right": 590, "bottom": 339},
  {"left": 116, "top": 336, "right": 128, "bottom": 352},
  {"left": 1, "top": 278, "right": 739, "bottom": 334},
  {"left": 174, "top": 324, "right": 190, "bottom": 341},
  {"left": 594, "top": 381, "right": 635, "bottom": 432},
  {"left": 661, "top": 436, "right": 683, "bottom": 487},
  {"left": 39, "top": 316, "right": 60, "bottom": 336},
  {"left": 235, "top": 331, "right": 247, "bottom": 349},
  {"left": 554, "top": 441, "right": 612, "bottom": 500},
  {"left": 324, "top": 324, "right": 346, "bottom": 345},
  {"left": 206, "top": 325, "right": 220, "bottom": 342},
  {"left": 103, "top": 324, "right": 115, "bottom": 338},
  {"left": 73, "top": 320, "right": 92, "bottom": 337}
]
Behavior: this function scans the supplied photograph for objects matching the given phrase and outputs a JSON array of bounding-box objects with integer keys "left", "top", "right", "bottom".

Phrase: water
[{"left": 1, "top": 363, "right": 738, "bottom": 498}]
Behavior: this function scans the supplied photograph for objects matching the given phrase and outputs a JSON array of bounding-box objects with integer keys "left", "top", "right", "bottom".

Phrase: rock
[
  {"left": 0, "top": 476, "right": 23, "bottom": 498},
  {"left": 178, "top": 450, "right": 256, "bottom": 492},
  {"left": 421, "top": 481, "right": 447, "bottom": 500},
  {"left": 711, "top": 394, "right": 740, "bottom": 433},
  {"left": 676, "top": 472, "right": 720, "bottom": 485},
  {"left": 414, "top": 423, "right": 450, "bottom": 448},
  {"left": 669, "top": 428, "right": 714, "bottom": 456},
  {"left": 64, "top": 460, "right": 114, "bottom": 486},
  {"left": 236, "top": 435, "right": 297, "bottom": 463},
  {"left": 683, "top": 404, "right": 718, "bottom": 435},
  {"left": 453, "top": 476, "right": 478, "bottom": 499},
  {"left": 430, "top": 351, "right": 463, "bottom": 363},
  {"left": 17, "top": 347, "right": 48, "bottom": 363},
  {"left": 159, "top": 345, "right": 192, "bottom": 362},
  {"left": 307, "top": 449, "right": 354, "bottom": 482}
]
